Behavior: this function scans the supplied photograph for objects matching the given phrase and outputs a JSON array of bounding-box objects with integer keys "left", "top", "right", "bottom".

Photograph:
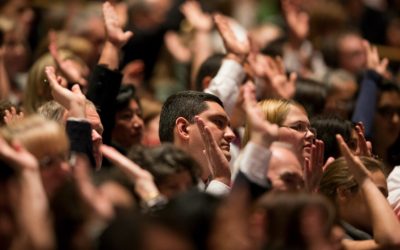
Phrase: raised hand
[
  {"left": 0, "top": 137, "right": 39, "bottom": 172},
  {"left": 164, "top": 31, "right": 191, "bottom": 63},
  {"left": 48, "top": 31, "right": 88, "bottom": 88},
  {"left": 103, "top": 1, "right": 133, "bottom": 48},
  {"left": 248, "top": 54, "right": 296, "bottom": 99},
  {"left": 3, "top": 106, "right": 24, "bottom": 125},
  {"left": 354, "top": 122, "right": 372, "bottom": 157},
  {"left": 304, "top": 139, "right": 324, "bottom": 193},
  {"left": 214, "top": 13, "right": 250, "bottom": 63},
  {"left": 180, "top": 0, "right": 213, "bottom": 32},
  {"left": 363, "top": 40, "right": 389, "bottom": 77},
  {"left": 100, "top": 145, "right": 161, "bottom": 202},
  {"left": 242, "top": 81, "right": 279, "bottom": 148},
  {"left": 337, "top": 134, "right": 371, "bottom": 183},
  {"left": 282, "top": 0, "right": 309, "bottom": 44},
  {"left": 45, "top": 66, "right": 86, "bottom": 118},
  {"left": 195, "top": 115, "right": 231, "bottom": 185}
]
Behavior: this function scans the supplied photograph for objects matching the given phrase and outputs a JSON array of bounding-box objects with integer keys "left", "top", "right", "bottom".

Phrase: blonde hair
[
  {"left": 0, "top": 115, "right": 69, "bottom": 159},
  {"left": 23, "top": 50, "right": 86, "bottom": 114},
  {"left": 242, "top": 99, "right": 304, "bottom": 146}
]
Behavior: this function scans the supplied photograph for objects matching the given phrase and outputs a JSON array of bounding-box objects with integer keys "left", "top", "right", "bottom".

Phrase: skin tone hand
[
  {"left": 103, "top": 1, "right": 133, "bottom": 49},
  {"left": 354, "top": 122, "right": 372, "bottom": 157},
  {"left": 214, "top": 13, "right": 250, "bottom": 63},
  {"left": 3, "top": 107, "right": 24, "bottom": 125},
  {"left": 100, "top": 145, "right": 161, "bottom": 202},
  {"left": 195, "top": 116, "right": 231, "bottom": 185},
  {"left": 248, "top": 54, "right": 296, "bottom": 99},
  {"left": 180, "top": 0, "right": 213, "bottom": 32},
  {"left": 0, "top": 137, "right": 38, "bottom": 172},
  {"left": 363, "top": 40, "right": 389, "bottom": 77},
  {"left": 282, "top": 0, "right": 309, "bottom": 46},
  {"left": 164, "top": 31, "right": 191, "bottom": 63},
  {"left": 304, "top": 139, "right": 324, "bottom": 193},
  {"left": 48, "top": 31, "right": 88, "bottom": 88},
  {"left": 242, "top": 81, "right": 279, "bottom": 148},
  {"left": 45, "top": 66, "right": 86, "bottom": 119}
]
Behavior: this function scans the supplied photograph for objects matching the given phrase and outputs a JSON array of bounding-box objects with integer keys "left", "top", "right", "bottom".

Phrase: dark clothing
[
  {"left": 341, "top": 221, "right": 372, "bottom": 240},
  {"left": 66, "top": 120, "right": 95, "bottom": 167}
]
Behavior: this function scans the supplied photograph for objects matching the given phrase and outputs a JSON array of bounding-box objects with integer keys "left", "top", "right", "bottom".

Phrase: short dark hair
[
  {"left": 159, "top": 91, "right": 223, "bottom": 142},
  {"left": 195, "top": 53, "right": 224, "bottom": 91},
  {"left": 311, "top": 115, "right": 353, "bottom": 161},
  {"left": 128, "top": 144, "right": 200, "bottom": 186},
  {"left": 116, "top": 85, "right": 141, "bottom": 112}
]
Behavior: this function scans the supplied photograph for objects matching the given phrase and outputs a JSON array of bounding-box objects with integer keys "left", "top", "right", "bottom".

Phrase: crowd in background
[{"left": 0, "top": 0, "right": 400, "bottom": 249}]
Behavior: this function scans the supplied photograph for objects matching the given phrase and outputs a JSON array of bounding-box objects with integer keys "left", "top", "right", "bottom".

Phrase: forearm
[
  {"left": 190, "top": 31, "right": 212, "bottom": 89},
  {"left": 361, "top": 179, "right": 400, "bottom": 246},
  {"left": 98, "top": 41, "right": 120, "bottom": 71},
  {"left": 16, "top": 170, "right": 54, "bottom": 250}
]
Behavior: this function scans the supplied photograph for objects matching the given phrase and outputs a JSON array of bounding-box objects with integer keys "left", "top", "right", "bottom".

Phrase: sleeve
[
  {"left": 66, "top": 119, "right": 95, "bottom": 168},
  {"left": 233, "top": 142, "right": 273, "bottom": 200},
  {"left": 205, "top": 180, "right": 231, "bottom": 196},
  {"left": 86, "top": 65, "right": 123, "bottom": 145},
  {"left": 204, "top": 59, "right": 245, "bottom": 116},
  {"left": 351, "top": 70, "right": 382, "bottom": 139},
  {"left": 387, "top": 166, "right": 400, "bottom": 207}
]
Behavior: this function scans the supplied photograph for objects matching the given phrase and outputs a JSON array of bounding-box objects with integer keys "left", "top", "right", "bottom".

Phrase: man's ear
[
  {"left": 202, "top": 76, "right": 212, "bottom": 90},
  {"left": 176, "top": 117, "right": 190, "bottom": 141}
]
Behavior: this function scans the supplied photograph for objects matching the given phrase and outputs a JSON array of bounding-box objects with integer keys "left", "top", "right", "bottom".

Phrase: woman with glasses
[{"left": 243, "top": 99, "right": 318, "bottom": 166}]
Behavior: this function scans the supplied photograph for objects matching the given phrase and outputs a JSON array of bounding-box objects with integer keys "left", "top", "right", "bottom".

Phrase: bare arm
[
  {"left": 0, "top": 138, "right": 54, "bottom": 250},
  {"left": 337, "top": 135, "right": 400, "bottom": 249},
  {"left": 0, "top": 47, "right": 10, "bottom": 100}
]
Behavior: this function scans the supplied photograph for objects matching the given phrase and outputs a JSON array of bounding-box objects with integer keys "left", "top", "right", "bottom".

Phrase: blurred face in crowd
[
  {"left": 113, "top": 99, "right": 144, "bottom": 149},
  {"left": 339, "top": 169, "right": 387, "bottom": 234},
  {"left": 278, "top": 104, "right": 315, "bottom": 163},
  {"left": 268, "top": 144, "right": 304, "bottom": 191},
  {"left": 338, "top": 34, "right": 366, "bottom": 74},
  {"left": 373, "top": 90, "right": 400, "bottom": 149},
  {"left": 86, "top": 105, "right": 103, "bottom": 169},
  {"left": 324, "top": 80, "right": 358, "bottom": 119}
]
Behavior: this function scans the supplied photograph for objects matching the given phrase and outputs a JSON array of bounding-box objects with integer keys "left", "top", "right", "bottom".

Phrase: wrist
[{"left": 225, "top": 52, "right": 247, "bottom": 65}]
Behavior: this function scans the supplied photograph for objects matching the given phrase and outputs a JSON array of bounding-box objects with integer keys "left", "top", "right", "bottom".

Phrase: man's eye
[{"left": 213, "top": 119, "right": 225, "bottom": 128}]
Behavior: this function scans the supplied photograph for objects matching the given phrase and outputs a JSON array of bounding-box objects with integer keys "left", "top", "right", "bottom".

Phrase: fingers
[
  {"left": 322, "top": 157, "right": 335, "bottom": 172},
  {"left": 100, "top": 144, "right": 143, "bottom": 178},
  {"left": 355, "top": 124, "right": 371, "bottom": 157},
  {"left": 336, "top": 134, "right": 357, "bottom": 166}
]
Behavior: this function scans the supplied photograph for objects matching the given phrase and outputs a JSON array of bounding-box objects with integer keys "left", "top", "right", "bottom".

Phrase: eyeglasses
[
  {"left": 281, "top": 123, "right": 317, "bottom": 137},
  {"left": 377, "top": 106, "right": 400, "bottom": 119}
]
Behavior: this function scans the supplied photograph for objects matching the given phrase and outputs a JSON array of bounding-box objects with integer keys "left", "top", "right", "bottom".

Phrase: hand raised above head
[
  {"left": 180, "top": 0, "right": 213, "bottom": 32},
  {"left": 242, "top": 81, "right": 279, "bottom": 148},
  {"left": 45, "top": 66, "right": 86, "bottom": 118},
  {"left": 214, "top": 13, "right": 250, "bottom": 63},
  {"left": 103, "top": 1, "right": 133, "bottom": 48},
  {"left": 337, "top": 134, "right": 371, "bottom": 184},
  {"left": 363, "top": 40, "right": 389, "bottom": 77}
]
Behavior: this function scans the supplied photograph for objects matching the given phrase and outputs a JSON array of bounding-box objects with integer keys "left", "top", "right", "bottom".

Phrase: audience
[{"left": 1, "top": 0, "right": 400, "bottom": 249}]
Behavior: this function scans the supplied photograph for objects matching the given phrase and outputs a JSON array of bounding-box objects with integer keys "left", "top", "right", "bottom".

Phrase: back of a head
[
  {"left": 257, "top": 191, "right": 337, "bottom": 250},
  {"left": 154, "top": 190, "right": 221, "bottom": 250},
  {"left": 312, "top": 115, "right": 353, "bottom": 161},
  {"left": 195, "top": 54, "right": 224, "bottom": 91},
  {"left": 319, "top": 156, "right": 385, "bottom": 203},
  {"left": 37, "top": 100, "right": 66, "bottom": 123},
  {"left": 294, "top": 77, "right": 327, "bottom": 117},
  {"left": 0, "top": 115, "right": 69, "bottom": 158},
  {"left": 159, "top": 91, "right": 223, "bottom": 142},
  {"left": 127, "top": 144, "right": 200, "bottom": 187}
]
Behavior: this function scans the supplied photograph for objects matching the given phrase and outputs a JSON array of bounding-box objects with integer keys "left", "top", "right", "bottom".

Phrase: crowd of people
[{"left": 0, "top": 0, "right": 400, "bottom": 249}]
